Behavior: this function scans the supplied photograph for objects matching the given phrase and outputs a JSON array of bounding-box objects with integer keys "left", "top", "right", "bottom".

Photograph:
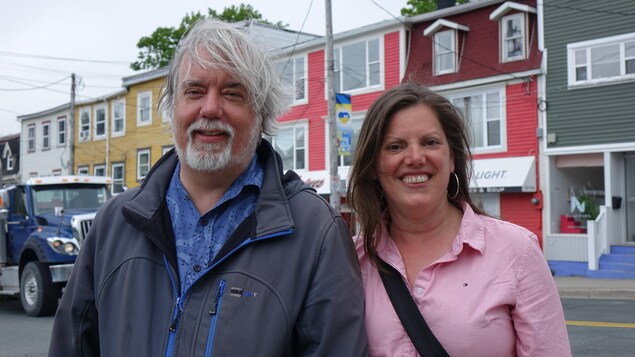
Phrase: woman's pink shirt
[{"left": 355, "top": 204, "right": 572, "bottom": 357}]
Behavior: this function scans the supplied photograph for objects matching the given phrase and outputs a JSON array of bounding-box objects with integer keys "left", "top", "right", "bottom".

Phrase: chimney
[{"left": 437, "top": 0, "right": 456, "bottom": 10}]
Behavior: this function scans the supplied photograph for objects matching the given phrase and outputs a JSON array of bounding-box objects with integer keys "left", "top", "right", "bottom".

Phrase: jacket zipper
[
  {"left": 164, "top": 255, "right": 182, "bottom": 357},
  {"left": 204, "top": 279, "right": 226, "bottom": 357}
]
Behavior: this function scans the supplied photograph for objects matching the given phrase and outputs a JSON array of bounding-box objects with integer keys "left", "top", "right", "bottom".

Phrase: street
[{"left": 0, "top": 297, "right": 634, "bottom": 356}]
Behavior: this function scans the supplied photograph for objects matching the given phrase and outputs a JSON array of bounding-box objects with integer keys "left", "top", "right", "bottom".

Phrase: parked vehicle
[{"left": 0, "top": 176, "right": 111, "bottom": 316}]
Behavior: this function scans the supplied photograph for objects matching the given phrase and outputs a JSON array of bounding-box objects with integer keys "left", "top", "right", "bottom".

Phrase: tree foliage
[
  {"left": 401, "top": 0, "right": 470, "bottom": 16},
  {"left": 131, "top": 4, "right": 287, "bottom": 71}
]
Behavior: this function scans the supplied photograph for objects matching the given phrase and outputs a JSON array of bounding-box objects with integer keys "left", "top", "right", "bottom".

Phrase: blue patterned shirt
[{"left": 166, "top": 155, "right": 263, "bottom": 294}]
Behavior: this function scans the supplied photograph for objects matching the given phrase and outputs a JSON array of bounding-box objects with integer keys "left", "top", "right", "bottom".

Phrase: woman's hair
[
  {"left": 158, "top": 18, "right": 291, "bottom": 136},
  {"left": 347, "top": 82, "right": 485, "bottom": 266}
]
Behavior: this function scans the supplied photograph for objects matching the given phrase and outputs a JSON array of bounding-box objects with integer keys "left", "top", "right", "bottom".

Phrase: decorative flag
[{"left": 336, "top": 93, "right": 352, "bottom": 156}]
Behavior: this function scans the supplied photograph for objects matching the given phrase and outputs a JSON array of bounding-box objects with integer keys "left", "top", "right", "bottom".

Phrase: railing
[{"left": 587, "top": 206, "right": 607, "bottom": 270}]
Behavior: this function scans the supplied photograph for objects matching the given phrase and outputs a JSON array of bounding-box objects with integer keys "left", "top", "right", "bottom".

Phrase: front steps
[{"left": 588, "top": 245, "right": 635, "bottom": 279}]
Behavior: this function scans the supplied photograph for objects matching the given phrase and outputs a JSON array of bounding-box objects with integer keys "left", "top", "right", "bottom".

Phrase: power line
[
  {"left": 0, "top": 75, "right": 70, "bottom": 91},
  {"left": 0, "top": 50, "right": 130, "bottom": 65}
]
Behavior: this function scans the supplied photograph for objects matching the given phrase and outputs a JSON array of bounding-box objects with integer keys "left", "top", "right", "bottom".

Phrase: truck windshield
[{"left": 32, "top": 184, "right": 111, "bottom": 215}]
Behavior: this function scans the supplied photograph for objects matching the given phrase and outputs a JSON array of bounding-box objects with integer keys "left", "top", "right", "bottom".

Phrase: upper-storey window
[
  {"left": 42, "top": 121, "right": 50, "bottom": 150},
  {"left": 112, "top": 99, "right": 125, "bottom": 137},
  {"left": 276, "top": 56, "right": 307, "bottom": 103},
  {"left": 447, "top": 86, "right": 506, "bottom": 154},
  {"left": 501, "top": 13, "right": 526, "bottom": 62},
  {"left": 333, "top": 37, "right": 381, "bottom": 93},
  {"left": 568, "top": 32, "right": 635, "bottom": 87},
  {"left": 137, "top": 91, "right": 152, "bottom": 127},
  {"left": 435, "top": 30, "right": 456, "bottom": 74},
  {"left": 94, "top": 104, "right": 107, "bottom": 140},
  {"left": 27, "top": 124, "right": 35, "bottom": 152},
  {"left": 57, "top": 117, "right": 66, "bottom": 146},
  {"left": 79, "top": 107, "right": 91, "bottom": 142}
]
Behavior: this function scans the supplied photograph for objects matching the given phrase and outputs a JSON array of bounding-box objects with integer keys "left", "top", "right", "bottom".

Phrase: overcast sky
[{"left": 0, "top": 0, "right": 406, "bottom": 137}]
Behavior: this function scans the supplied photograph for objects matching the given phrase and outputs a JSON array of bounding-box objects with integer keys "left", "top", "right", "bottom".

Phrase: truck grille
[{"left": 71, "top": 213, "right": 97, "bottom": 246}]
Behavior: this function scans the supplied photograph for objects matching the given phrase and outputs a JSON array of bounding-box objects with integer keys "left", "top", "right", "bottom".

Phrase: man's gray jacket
[{"left": 49, "top": 140, "right": 368, "bottom": 356}]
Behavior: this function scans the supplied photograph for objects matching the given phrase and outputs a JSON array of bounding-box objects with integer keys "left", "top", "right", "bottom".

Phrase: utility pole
[
  {"left": 68, "top": 73, "right": 76, "bottom": 174},
  {"left": 325, "top": 0, "right": 341, "bottom": 213}
]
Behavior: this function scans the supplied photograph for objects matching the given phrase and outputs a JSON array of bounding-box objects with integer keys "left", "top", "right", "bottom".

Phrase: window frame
[
  {"left": 57, "top": 116, "right": 66, "bottom": 146},
  {"left": 136, "top": 148, "right": 151, "bottom": 181},
  {"left": 137, "top": 91, "right": 153, "bottom": 127},
  {"left": 27, "top": 124, "right": 36, "bottom": 152},
  {"left": 266, "top": 121, "right": 309, "bottom": 172},
  {"left": 6, "top": 153, "right": 13, "bottom": 171},
  {"left": 93, "top": 104, "right": 107, "bottom": 140},
  {"left": 276, "top": 55, "right": 308, "bottom": 105},
  {"left": 567, "top": 32, "right": 635, "bottom": 87},
  {"left": 111, "top": 99, "right": 126, "bottom": 137},
  {"left": 445, "top": 85, "right": 507, "bottom": 154},
  {"left": 331, "top": 36, "right": 383, "bottom": 95},
  {"left": 41, "top": 121, "right": 50, "bottom": 151},
  {"left": 79, "top": 107, "right": 91, "bottom": 142},
  {"left": 93, "top": 164, "right": 106, "bottom": 177},
  {"left": 111, "top": 162, "right": 125, "bottom": 195},
  {"left": 77, "top": 166, "right": 89, "bottom": 175},
  {"left": 434, "top": 29, "right": 457, "bottom": 75},
  {"left": 501, "top": 13, "right": 527, "bottom": 63}
]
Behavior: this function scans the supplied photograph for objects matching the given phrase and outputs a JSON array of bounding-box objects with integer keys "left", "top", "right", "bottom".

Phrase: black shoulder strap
[{"left": 377, "top": 258, "right": 450, "bottom": 357}]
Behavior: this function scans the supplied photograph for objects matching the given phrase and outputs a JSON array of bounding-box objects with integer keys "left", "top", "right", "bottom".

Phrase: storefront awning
[{"left": 470, "top": 156, "right": 536, "bottom": 193}]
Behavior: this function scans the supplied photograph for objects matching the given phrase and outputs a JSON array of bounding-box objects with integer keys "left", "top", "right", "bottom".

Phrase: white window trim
[
  {"left": 93, "top": 104, "right": 107, "bottom": 140},
  {"left": 137, "top": 148, "right": 151, "bottom": 181},
  {"left": 77, "top": 166, "right": 89, "bottom": 175},
  {"left": 567, "top": 32, "right": 635, "bottom": 88},
  {"left": 111, "top": 162, "right": 125, "bottom": 195},
  {"left": 93, "top": 164, "right": 106, "bottom": 177},
  {"left": 278, "top": 55, "right": 309, "bottom": 106},
  {"left": 268, "top": 120, "right": 309, "bottom": 172},
  {"left": 27, "top": 124, "right": 35, "bottom": 152},
  {"left": 6, "top": 154, "right": 13, "bottom": 170},
  {"left": 445, "top": 85, "right": 507, "bottom": 155},
  {"left": 42, "top": 121, "right": 51, "bottom": 150},
  {"left": 57, "top": 117, "right": 66, "bottom": 147},
  {"left": 137, "top": 91, "right": 153, "bottom": 127},
  {"left": 327, "top": 35, "right": 385, "bottom": 97},
  {"left": 501, "top": 13, "right": 527, "bottom": 63},
  {"left": 434, "top": 29, "right": 457, "bottom": 75},
  {"left": 79, "top": 107, "right": 91, "bottom": 142},
  {"left": 111, "top": 99, "right": 126, "bottom": 137}
]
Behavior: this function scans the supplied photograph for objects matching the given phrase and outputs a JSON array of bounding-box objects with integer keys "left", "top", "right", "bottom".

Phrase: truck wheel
[{"left": 20, "top": 261, "right": 60, "bottom": 316}]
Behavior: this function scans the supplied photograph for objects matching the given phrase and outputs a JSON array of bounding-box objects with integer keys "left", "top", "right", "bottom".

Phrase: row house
[
  {"left": 541, "top": 0, "right": 635, "bottom": 278},
  {"left": 0, "top": 133, "right": 20, "bottom": 186},
  {"left": 16, "top": 103, "right": 72, "bottom": 178}
]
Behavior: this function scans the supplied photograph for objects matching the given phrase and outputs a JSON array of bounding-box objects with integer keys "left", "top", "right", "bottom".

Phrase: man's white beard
[{"left": 175, "top": 119, "right": 258, "bottom": 172}]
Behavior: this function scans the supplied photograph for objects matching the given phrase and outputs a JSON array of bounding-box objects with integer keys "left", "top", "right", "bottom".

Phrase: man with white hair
[{"left": 49, "top": 19, "right": 367, "bottom": 357}]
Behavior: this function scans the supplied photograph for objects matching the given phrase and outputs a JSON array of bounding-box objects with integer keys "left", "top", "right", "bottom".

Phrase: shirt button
[
  {"left": 200, "top": 218, "right": 208, "bottom": 226},
  {"left": 414, "top": 287, "right": 424, "bottom": 294},
  {"left": 193, "top": 263, "right": 202, "bottom": 272}
]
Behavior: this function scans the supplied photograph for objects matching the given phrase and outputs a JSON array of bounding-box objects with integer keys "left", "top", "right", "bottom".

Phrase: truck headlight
[{"left": 47, "top": 237, "right": 80, "bottom": 255}]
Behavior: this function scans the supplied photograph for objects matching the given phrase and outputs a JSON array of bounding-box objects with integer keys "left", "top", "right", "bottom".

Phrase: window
[
  {"left": 434, "top": 30, "right": 456, "bottom": 74},
  {"left": 94, "top": 164, "right": 106, "bottom": 177},
  {"left": 137, "top": 149, "right": 151, "bottom": 180},
  {"left": 333, "top": 37, "right": 381, "bottom": 93},
  {"left": 276, "top": 56, "right": 307, "bottom": 102},
  {"left": 79, "top": 107, "right": 91, "bottom": 141},
  {"left": 501, "top": 14, "right": 526, "bottom": 62},
  {"left": 27, "top": 124, "right": 35, "bottom": 152},
  {"left": 448, "top": 87, "right": 505, "bottom": 153},
  {"left": 568, "top": 32, "right": 635, "bottom": 86},
  {"left": 267, "top": 123, "right": 307, "bottom": 171},
  {"left": 42, "top": 121, "right": 50, "bottom": 150},
  {"left": 338, "top": 115, "right": 364, "bottom": 167},
  {"left": 94, "top": 104, "right": 107, "bottom": 139},
  {"left": 77, "top": 166, "right": 89, "bottom": 175},
  {"left": 6, "top": 153, "right": 13, "bottom": 171},
  {"left": 111, "top": 162, "right": 125, "bottom": 194},
  {"left": 57, "top": 117, "right": 66, "bottom": 146},
  {"left": 112, "top": 99, "right": 125, "bottom": 136},
  {"left": 52, "top": 169, "right": 62, "bottom": 176},
  {"left": 137, "top": 92, "right": 152, "bottom": 126}
]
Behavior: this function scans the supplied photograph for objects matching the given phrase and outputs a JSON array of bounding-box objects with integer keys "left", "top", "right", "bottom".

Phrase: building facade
[{"left": 0, "top": 133, "right": 20, "bottom": 186}]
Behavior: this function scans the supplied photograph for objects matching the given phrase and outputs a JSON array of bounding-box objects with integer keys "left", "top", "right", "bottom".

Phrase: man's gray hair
[{"left": 159, "top": 18, "right": 291, "bottom": 136}]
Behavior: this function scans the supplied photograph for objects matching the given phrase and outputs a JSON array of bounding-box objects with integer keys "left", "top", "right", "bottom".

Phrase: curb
[{"left": 558, "top": 289, "right": 635, "bottom": 300}]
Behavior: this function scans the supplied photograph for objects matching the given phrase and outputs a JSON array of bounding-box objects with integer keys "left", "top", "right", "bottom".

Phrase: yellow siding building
[{"left": 73, "top": 68, "right": 173, "bottom": 194}]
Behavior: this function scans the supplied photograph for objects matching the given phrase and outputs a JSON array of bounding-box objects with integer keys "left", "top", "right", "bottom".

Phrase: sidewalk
[{"left": 555, "top": 276, "right": 635, "bottom": 300}]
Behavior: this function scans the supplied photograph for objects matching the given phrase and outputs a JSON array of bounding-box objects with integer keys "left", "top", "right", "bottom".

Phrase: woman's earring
[{"left": 448, "top": 172, "right": 460, "bottom": 199}]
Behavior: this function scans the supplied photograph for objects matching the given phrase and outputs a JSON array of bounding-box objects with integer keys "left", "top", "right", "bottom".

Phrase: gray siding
[{"left": 544, "top": 0, "right": 635, "bottom": 148}]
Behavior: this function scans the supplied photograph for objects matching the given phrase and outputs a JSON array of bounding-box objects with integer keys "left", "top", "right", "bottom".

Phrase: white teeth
[{"left": 403, "top": 175, "right": 429, "bottom": 184}]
